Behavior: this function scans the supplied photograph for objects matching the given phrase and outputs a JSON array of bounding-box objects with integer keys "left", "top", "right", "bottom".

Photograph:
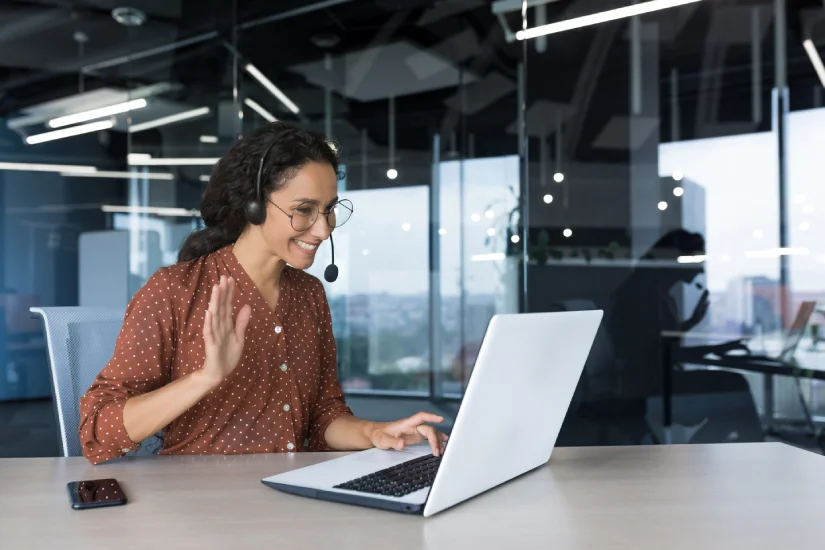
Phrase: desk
[
  {"left": 660, "top": 331, "right": 825, "bottom": 439},
  {"left": 1, "top": 444, "right": 823, "bottom": 549}
]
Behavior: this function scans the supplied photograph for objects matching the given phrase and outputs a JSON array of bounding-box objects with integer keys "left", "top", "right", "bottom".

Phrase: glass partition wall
[
  {"left": 0, "top": 0, "right": 525, "bottom": 415},
  {"left": 3, "top": 0, "right": 825, "bottom": 457}
]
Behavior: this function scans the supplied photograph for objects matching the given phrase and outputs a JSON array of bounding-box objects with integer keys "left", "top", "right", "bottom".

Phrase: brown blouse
[{"left": 79, "top": 245, "right": 353, "bottom": 464}]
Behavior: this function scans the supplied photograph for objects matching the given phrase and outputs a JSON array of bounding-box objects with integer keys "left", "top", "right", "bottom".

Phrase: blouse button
[
  {"left": 280, "top": 363, "right": 288, "bottom": 372},
  {"left": 286, "top": 442, "right": 295, "bottom": 451},
  {"left": 274, "top": 326, "right": 283, "bottom": 334},
  {"left": 283, "top": 404, "right": 291, "bottom": 412}
]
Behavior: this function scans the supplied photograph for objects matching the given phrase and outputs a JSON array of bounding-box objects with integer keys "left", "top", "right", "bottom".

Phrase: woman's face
[{"left": 262, "top": 161, "right": 339, "bottom": 270}]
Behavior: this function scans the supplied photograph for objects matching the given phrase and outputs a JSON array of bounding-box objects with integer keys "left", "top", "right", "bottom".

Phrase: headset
[
  {"left": 243, "top": 139, "right": 275, "bottom": 226},
  {"left": 244, "top": 138, "right": 338, "bottom": 282}
]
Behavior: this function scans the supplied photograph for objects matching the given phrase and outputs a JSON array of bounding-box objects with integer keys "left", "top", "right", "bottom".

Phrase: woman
[{"left": 79, "top": 122, "right": 447, "bottom": 465}]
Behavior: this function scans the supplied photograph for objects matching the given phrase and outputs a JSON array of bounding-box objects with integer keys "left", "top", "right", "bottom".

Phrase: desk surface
[
  {"left": 661, "top": 330, "right": 825, "bottom": 376},
  {"left": 1, "top": 444, "right": 823, "bottom": 550}
]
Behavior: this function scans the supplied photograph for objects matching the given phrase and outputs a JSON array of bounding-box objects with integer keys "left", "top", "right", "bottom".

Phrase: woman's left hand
[{"left": 366, "top": 412, "right": 449, "bottom": 456}]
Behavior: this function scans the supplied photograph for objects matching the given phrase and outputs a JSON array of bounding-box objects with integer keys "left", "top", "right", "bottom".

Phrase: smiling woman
[{"left": 78, "top": 122, "right": 447, "bottom": 465}]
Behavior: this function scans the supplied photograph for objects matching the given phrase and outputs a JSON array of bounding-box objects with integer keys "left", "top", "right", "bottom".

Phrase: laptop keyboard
[{"left": 334, "top": 454, "right": 442, "bottom": 497}]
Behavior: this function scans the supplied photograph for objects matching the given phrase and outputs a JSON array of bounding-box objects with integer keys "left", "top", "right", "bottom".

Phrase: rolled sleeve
[
  {"left": 81, "top": 400, "right": 140, "bottom": 464},
  {"left": 307, "top": 281, "right": 352, "bottom": 451},
  {"left": 78, "top": 269, "right": 175, "bottom": 464}
]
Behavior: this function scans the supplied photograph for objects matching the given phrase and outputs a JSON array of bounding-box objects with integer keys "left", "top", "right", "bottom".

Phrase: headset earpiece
[{"left": 245, "top": 150, "right": 272, "bottom": 225}]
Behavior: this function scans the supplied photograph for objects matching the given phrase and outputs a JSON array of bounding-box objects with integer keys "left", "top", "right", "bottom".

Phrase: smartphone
[{"left": 67, "top": 478, "right": 128, "bottom": 510}]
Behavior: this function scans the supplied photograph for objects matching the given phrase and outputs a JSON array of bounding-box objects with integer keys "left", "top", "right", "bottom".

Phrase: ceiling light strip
[
  {"left": 101, "top": 205, "right": 200, "bottom": 217},
  {"left": 244, "top": 63, "right": 300, "bottom": 114},
  {"left": 129, "top": 106, "right": 211, "bottom": 133},
  {"left": 127, "top": 155, "right": 220, "bottom": 166},
  {"left": 0, "top": 162, "right": 97, "bottom": 174},
  {"left": 26, "top": 120, "right": 114, "bottom": 145},
  {"left": 48, "top": 98, "right": 148, "bottom": 128},
  {"left": 61, "top": 170, "right": 174, "bottom": 180},
  {"left": 244, "top": 98, "right": 277, "bottom": 122},
  {"left": 803, "top": 40, "right": 825, "bottom": 89},
  {"left": 516, "top": 0, "right": 702, "bottom": 39}
]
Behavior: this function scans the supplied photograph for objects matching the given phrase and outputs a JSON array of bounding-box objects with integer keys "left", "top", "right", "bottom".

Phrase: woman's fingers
[
  {"left": 406, "top": 412, "right": 444, "bottom": 428},
  {"left": 208, "top": 281, "right": 220, "bottom": 318},
  {"left": 218, "top": 276, "right": 228, "bottom": 330},
  {"left": 225, "top": 277, "right": 236, "bottom": 326},
  {"left": 203, "top": 310, "right": 214, "bottom": 347},
  {"left": 373, "top": 431, "right": 405, "bottom": 451},
  {"left": 416, "top": 425, "right": 443, "bottom": 456},
  {"left": 222, "top": 277, "right": 234, "bottom": 326}
]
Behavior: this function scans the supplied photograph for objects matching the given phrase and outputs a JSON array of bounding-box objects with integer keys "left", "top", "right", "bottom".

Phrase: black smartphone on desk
[{"left": 67, "top": 479, "right": 128, "bottom": 510}]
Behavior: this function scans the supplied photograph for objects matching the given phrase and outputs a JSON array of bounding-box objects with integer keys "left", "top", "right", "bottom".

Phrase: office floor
[{"left": 2, "top": 397, "right": 821, "bottom": 458}]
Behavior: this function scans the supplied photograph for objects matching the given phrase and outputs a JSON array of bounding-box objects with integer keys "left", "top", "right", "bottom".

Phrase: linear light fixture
[
  {"left": 199, "top": 135, "right": 219, "bottom": 143},
  {"left": 101, "top": 205, "right": 200, "bottom": 217},
  {"left": 26, "top": 120, "right": 114, "bottom": 145},
  {"left": 677, "top": 255, "right": 706, "bottom": 264},
  {"left": 48, "top": 98, "right": 148, "bottom": 128},
  {"left": 471, "top": 252, "right": 506, "bottom": 262},
  {"left": 516, "top": 0, "right": 702, "bottom": 40},
  {"left": 244, "top": 63, "right": 300, "bottom": 114},
  {"left": 745, "top": 247, "right": 809, "bottom": 259},
  {"left": 803, "top": 39, "right": 825, "bottom": 89},
  {"left": 61, "top": 170, "right": 174, "bottom": 180},
  {"left": 127, "top": 154, "right": 220, "bottom": 166},
  {"left": 0, "top": 161, "right": 97, "bottom": 174},
  {"left": 244, "top": 98, "right": 277, "bottom": 122},
  {"left": 129, "top": 106, "right": 210, "bottom": 133}
]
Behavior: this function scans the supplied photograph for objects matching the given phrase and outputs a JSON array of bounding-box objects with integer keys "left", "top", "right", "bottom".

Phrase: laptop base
[{"left": 261, "top": 480, "right": 425, "bottom": 515}]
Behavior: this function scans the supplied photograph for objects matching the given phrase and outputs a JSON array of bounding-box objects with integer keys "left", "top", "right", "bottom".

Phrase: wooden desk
[{"left": 1, "top": 444, "right": 823, "bottom": 549}]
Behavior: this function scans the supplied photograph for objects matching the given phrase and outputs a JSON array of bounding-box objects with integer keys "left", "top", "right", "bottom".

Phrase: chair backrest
[{"left": 31, "top": 306, "right": 125, "bottom": 457}]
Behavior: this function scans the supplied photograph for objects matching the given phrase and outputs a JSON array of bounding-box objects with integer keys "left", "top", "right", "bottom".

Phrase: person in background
[
  {"left": 601, "top": 229, "right": 761, "bottom": 444},
  {"left": 79, "top": 122, "right": 447, "bottom": 464}
]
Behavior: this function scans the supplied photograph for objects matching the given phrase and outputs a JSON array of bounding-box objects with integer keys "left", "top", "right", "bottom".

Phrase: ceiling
[{"left": 1, "top": 0, "right": 824, "bottom": 171}]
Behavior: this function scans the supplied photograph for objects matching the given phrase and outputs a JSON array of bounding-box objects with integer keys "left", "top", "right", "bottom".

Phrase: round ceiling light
[
  {"left": 112, "top": 7, "right": 147, "bottom": 27},
  {"left": 311, "top": 33, "right": 341, "bottom": 48}
]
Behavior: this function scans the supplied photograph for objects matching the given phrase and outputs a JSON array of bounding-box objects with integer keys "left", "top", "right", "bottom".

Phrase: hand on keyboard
[{"left": 366, "top": 412, "right": 449, "bottom": 457}]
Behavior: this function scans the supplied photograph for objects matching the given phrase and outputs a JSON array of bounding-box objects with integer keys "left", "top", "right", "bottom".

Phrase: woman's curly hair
[{"left": 178, "top": 122, "right": 340, "bottom": 263}]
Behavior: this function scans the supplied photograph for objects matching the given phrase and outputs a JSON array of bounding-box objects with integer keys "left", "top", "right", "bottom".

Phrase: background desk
[
  {"left": 1, "top": 443, "right": 823, "bottom": 549},
  {"left": 660, "top": 330, "right": 825, "bottom": 441}
]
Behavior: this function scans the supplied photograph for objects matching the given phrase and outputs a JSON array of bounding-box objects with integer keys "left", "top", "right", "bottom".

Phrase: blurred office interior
[{"left": 2, "top": 0, "right": 825, "bottom": 457}]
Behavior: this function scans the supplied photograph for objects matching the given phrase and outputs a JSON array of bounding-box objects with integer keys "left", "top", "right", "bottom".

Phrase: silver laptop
[
  {"left": 262, "top": 310, "right": 603, "bottom": 517},
  {"left": 713, "top": 301, "right": 817, "bottom": 365}
]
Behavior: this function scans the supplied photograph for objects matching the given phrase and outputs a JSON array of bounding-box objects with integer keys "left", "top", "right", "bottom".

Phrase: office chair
[{"left": 31, "top": 307, "right": 163, "bottom": 458}]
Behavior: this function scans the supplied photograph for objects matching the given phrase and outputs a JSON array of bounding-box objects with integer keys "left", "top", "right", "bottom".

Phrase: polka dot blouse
[{"left": 78, "top": 244, "right": 353, "bottom": 465}]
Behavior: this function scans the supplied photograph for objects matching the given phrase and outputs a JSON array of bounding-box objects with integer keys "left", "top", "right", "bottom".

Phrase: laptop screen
[{"left": 779, "top": 301, "right": 817, "bottom": 360}]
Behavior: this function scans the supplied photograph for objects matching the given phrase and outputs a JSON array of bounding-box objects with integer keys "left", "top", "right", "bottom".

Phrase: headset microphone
[{"left": 324, "top": 234, "right": 339, "bottom": 283}]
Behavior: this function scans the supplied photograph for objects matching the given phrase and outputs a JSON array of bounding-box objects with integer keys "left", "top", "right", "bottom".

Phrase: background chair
[
  {"left": 30, "top": 307, "right": 163, "bottom": 457},
  {"left": 550, "top": 299, "right": 662, "bottom": 446}
]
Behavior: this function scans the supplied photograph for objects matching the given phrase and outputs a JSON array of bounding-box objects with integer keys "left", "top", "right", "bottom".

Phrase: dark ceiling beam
[
  {"left": 239, "top": 0, "right": 356, "bottom": 31},
  {"left": 81, "top": 31, "right": 218, "bottom": 74}
]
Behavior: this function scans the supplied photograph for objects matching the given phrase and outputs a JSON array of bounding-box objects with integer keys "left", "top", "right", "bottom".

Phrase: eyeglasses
[{"left": 268, "top": 198, "right": 353, "bottom": 232}]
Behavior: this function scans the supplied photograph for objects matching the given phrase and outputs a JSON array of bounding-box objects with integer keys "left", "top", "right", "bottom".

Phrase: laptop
[
  {"left": 261, "top": 310, "right": 603, "bottom": 517},
  {"left": 710, "top": 301, "right": 817, "bottom": 365}
]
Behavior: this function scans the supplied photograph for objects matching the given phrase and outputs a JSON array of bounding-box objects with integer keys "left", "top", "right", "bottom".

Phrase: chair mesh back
[{"left": 31, "top": 307, "right": 163, "bottom": 458}]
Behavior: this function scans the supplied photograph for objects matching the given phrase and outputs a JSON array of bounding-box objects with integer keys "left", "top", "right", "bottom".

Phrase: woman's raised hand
[{"left": 201, "top": 276, "right": 252, "bottom": 387}]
